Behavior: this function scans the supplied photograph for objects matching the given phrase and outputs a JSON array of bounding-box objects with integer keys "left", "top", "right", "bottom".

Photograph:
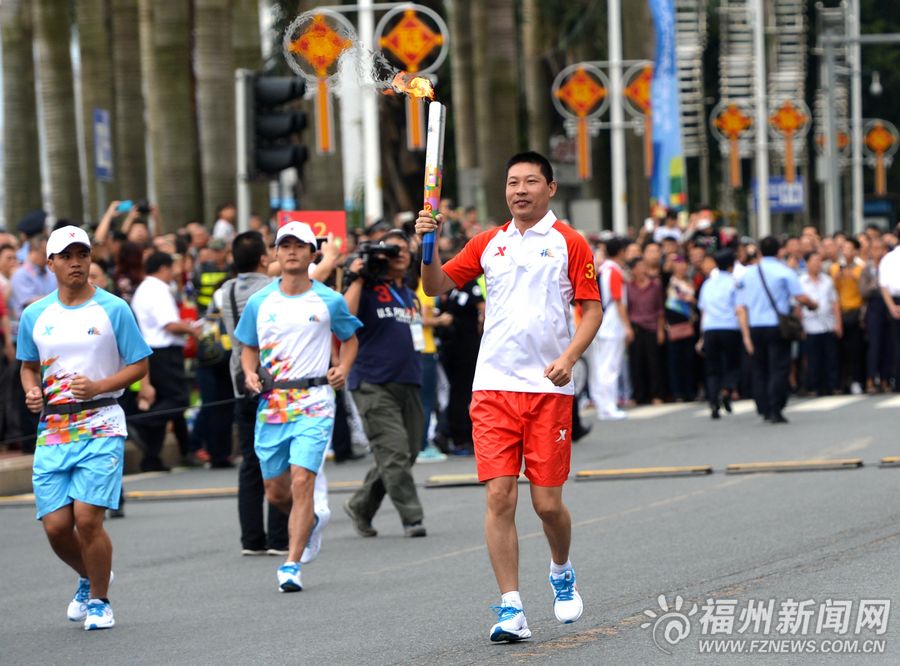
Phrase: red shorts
[{"left": 470, "top": 390, "right": 574, "bottom": 487}]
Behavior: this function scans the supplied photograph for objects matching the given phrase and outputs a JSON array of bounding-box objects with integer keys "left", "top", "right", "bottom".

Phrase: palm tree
[
  {"left": 232, "top": 0, "right": 269, "bottom": 220},
  {"left": 448, "top": 0, "right": 479, "bottom": 209},
  {"left": 472, "top": 0, "right": 520, "bottom": 223},
  {"left": 1, "top": 0, "right": 42, "bottom": 229},
  {"left": 139, "top": 0, "right": 202, "bottom": 232},
  {"left": 33, "top": 0, "right": 84, "bottom": 222},
  {"left": 110, "top": 0, "right": 147, "bottom": 204},
  {"left": 77, "top": 0, "right": 116, "bottom": 218},
  {"left": 195, "top": 0, "right": 236, "bottom": 225}
]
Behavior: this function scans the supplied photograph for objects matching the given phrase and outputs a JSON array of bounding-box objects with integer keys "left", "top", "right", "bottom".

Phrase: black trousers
[
  {"left": 629, "top": 326, "right": 664, "bottom": 404},
  {"left": 866, "top": 297, "right": 894, "bottom": 383},
  {"left": 190, "top": 358, "right": 235, "bottom": 464},
  {"left": 133, "top": 346, "right": 189, "bottom": 470},
  {"left": 236, "top": 396, "right": 288, "bottom": 551},
  {"left": 838, "top": 310, "right": 864, "bottom": 389},
  {"left": 750, "top": 327, "right": 791, "bottom": 418},
  {"left": 805, "top": 332, "right": 839, "bottom": 395},
  {"left": 440, "top": 344, "right": 478, "bottom": 448},
  {"left": 330, "top": 389, "right": 354, "bottom": 462},
  {"left": 703, "top": 329, "right": 741, "bottom": 408}
]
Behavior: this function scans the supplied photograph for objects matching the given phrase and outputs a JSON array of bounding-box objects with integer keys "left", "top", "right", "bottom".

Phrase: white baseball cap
[
  {"left": 275, "top": 221, "right": 317, "bottom": 248},
  {"left": 46, "top": 226, "right": 91, "bottom": 258}
]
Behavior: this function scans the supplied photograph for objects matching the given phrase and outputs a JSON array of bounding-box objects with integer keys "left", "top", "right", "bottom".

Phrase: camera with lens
[{"left": 344, "top": 241, "right": 401, "bottom": 285}]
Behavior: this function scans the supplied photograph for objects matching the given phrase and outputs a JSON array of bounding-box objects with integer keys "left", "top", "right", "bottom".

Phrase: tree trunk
[
  {"left": 33, "top": 0, "right": 84, "bottom": 223},
  {"left": 1, "top": 0, "right": 43, "bottom": 229},
  {"left": 140, "top": 0, "right": 202, "bottom": 233},
  {"left": 448, "top": 0, "right": 478, "bottom": 208},
  {"left": 195, "top": 0, "right": 236, "bottom": 225},
  {"left": 296, "top": 0, "right": 344, "bottom": 214},
  {"left": 521, "top": 0, "right": 550, "bottom": 155},
  {"left": 77, "top": 0, "right": 115, "bottom": 219},
  {"left": 231, "top": 0, "right": 269, "bottom": 220},
  {"left": 623, "top": 0, "right": 653, "bottom": 228},
  {"left": 110, "top": 0, "right": 147, "bottom": 205},
  {"left": 472, "top": 0, "right": 520, "bottom": 224}
]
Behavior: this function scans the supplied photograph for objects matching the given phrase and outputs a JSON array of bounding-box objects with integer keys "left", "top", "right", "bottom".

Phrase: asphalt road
[{"left": 2, "top": 394, "right": 899, "bottom": 665}]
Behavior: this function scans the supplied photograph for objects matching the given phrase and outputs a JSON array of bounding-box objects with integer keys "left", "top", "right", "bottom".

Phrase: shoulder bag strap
[
  {"left": 228, "top": 281, "right": 240, "bottom": 326},
  {"left": 757, "top": 265, "right": 783, "bottom": 316}
]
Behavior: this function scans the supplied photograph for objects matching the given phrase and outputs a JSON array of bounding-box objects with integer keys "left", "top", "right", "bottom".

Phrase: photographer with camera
[{"left": 342, "top": 230, "right": 428, "bottom": 538}]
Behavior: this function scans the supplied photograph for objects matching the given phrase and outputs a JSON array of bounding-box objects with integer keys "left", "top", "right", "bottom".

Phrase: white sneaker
[
  {"left": 850, "top": 382, "right": 863, "bottom": 395},
  {"left": 277, "top": 562, "right": 303, "bottom": 592},
  {"left": 300, "top": 508, "right": 331, "bottom": 564},
  {"left": 68, "top": 571, "right": 114, "bottom": 622},
  {"left": 489, "top": 605, "right": 532, "bottom": 642},
  {"left": 550, "top": 570, "right": 583, "bottom": 624},
  {"left": 597, "top": 408, "right": 627, "bottom": 421},
  {"left": 84, "top": 599, "right": 115, "bottom": 630}
]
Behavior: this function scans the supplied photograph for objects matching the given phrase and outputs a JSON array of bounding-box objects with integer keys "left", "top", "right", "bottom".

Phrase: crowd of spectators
[{"left": 2, "top": 199, "right": 900, "bottom": 463}]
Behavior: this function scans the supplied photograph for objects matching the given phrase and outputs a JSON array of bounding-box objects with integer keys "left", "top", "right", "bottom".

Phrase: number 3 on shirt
[{"left": 584, "top": 262, "right": 596, "bottom": 281}]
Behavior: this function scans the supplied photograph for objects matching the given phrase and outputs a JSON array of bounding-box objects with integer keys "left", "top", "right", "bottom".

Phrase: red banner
[{"left": 277, "top": 210, "right": 348, "bottom": 245}]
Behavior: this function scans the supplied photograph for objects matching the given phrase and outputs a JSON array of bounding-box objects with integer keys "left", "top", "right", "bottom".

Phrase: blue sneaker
[
  {"left": 68, "top": 571, "right": 114, "bottom": 622},
  {"left": 277, "top": 562, "right": 302, "bottom": 592},
  {"left": 84, "top": 599, "right": 115, "bottom": 630},
  {"left": 550, "top": 569, "right": 583, "bottom": 623},
  {"left": 489, "top": 605, "right": 531, "bottom": 642}
]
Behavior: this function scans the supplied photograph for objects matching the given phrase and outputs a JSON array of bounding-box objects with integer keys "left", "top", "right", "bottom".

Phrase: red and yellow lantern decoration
[
  {"left": 712, "top": 102, "right": 753, "bottom": 188},
  {"left": 552, "top": 64, "right": 609, "bottom": 181},
  {"left": 375, "top": 6, "right": 448, "bottom": 152},
  {"left": 768, "top": 100, "right": 810, "bottom": 184},
  {"left": 284, "top": 12, "right": 355, "bottom": 155},
  {"left": 864, "top": 119, "right": 899, "bottom": 196},
  {"left": 623, "top": 64, "right": 654, "bottom": 179}
]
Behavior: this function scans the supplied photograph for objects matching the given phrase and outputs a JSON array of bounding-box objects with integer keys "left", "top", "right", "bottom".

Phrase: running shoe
[
  {"left": 597, "top": 408, "right": 627, "bottom": 421},
  {"left": 489, "top": 605, "right": 531, "bottom": 642},
  {"left": 301, "top": 508, "right": 331, "bottom": 564},
  {"left": 549, "top": 569, "right": 583, "bottom": 623},
  {"left": 417, "top": 446, "right": 448, "bottom": 463},
  {"left": 68, "top": 571, "right": 114, "bottom": 622},
  {"left": 84, "top": 599, "right": 115, "bottom": 631},
  {"left": 277, "top": 562, "right": 303, "bottom": 592}
]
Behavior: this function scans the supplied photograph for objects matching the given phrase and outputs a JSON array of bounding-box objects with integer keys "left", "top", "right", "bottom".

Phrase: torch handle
[{"left": 422, "top": 101, "right": 446, "bottom": 266}]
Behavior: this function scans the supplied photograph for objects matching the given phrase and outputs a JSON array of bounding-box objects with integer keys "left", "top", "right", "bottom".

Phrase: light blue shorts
[
  {"left": 32, "top": 436, "right": 125, "bottom": 520},
  {"left": 255, "top": 415, "right": 334, "bottom": 479}
]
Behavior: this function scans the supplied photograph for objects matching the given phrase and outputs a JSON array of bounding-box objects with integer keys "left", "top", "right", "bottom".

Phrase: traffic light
[{"left": 240, "top": 73, "right": 309, "bottom": 179}]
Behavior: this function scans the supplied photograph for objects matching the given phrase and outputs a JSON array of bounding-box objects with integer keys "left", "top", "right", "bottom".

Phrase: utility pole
[{"left": 608, "top": 0, "right": 628, "bottom": 234}]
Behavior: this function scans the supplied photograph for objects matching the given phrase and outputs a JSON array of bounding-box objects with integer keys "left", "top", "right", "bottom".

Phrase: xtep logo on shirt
[
  {"left": 556, "top": 428, "right": 567, "bottom": 442},
  {"left": 540, "top": 248, "right": 554, "bottom": 258},
  {"left": 87, "top": 327, "right": 101, "bottom": 336},
  {"left": 266, "top": 314, "right": 277, "bottom": 323},
  {"left": 43, "top": 325, "right": 54, "bottom": 336},
  {"left": 494, "top": 246, "right": 507, "bottom": 257}
]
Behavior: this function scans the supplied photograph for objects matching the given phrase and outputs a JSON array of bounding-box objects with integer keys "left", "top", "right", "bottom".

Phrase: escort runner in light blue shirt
[
  {"left": 698, "top": 271, "right": 739, "bottom": 331},
  {"left": 736, "top": 257, "right": 803, "bottom": 327}
]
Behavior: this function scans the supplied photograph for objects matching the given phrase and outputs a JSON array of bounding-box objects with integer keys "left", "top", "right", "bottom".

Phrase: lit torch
[{"left": 391, "top": 72, "right": 443, "bottom": 265}]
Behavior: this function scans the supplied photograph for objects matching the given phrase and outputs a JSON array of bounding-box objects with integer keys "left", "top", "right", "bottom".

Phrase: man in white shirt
[
  {"left": 587, "top": 237, "right": 633, "bottom": 420},
  {"left": 130, "top": 252, "right": 199, "bottom": 471},
  {"left": 211, "top": 203, "right": 237, "bottom": 243},
  {"left": 799, "top": 251, "right": 842, "bottom": 395},
  {"left": 879, "top": 241, "right": 900, "bottom": 381}
]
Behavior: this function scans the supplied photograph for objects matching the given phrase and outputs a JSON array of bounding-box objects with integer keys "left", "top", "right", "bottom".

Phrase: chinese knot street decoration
[
  {"left": 864, "top": 119, "right": 899, "bottom": 196},
  {"left": 712, "top": 102, "right": 753, "bottom": 188},
  {"left": 769, "top": 100, "right": 810, "bottom": 184},
  {"left": 552, "top": 64, "right": 609, "bottom": 181},
  {"left": 284, "top": 12, "right": 355, "bottom": 155},
  {"left": 375, "top": 7, "right": 448, "bottom": 151},
  {"left": 624, "top": 64, "right": 654, "bottom": 179}
]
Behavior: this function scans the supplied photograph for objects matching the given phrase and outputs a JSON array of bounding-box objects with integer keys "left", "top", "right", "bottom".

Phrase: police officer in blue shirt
[
  {"left": 736, "top": 237, "right": 818, "bottom": 424},
  {"left": 698, "top": 249, "right": 741, "bottom": 420}
]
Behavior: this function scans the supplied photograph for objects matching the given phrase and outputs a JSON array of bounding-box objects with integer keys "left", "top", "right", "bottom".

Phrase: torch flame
[{"left": 391, "top": 72, "right": 434, "bottom": 100}]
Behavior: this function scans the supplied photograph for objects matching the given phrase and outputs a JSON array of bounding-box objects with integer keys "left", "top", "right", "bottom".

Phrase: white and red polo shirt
[
  {"left": 597, "top": 259, "right": 627, "bottom": 339},
  {"left": 442, "top": 210, "right": 600, "bottom": 395}
]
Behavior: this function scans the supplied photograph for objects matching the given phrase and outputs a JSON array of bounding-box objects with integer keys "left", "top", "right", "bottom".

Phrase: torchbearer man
[
  {"left": 17, "top": 226, "right": 151, "bottom": 631},
  {"left": 417, "top": 152, "right": 603, "bottom": 642},
  {"left": 235, "top": 222, "right": 361, "bottom": 592}
]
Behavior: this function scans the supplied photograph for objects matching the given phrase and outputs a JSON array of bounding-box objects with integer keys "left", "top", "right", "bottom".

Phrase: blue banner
[{"left": 649, "top": 0, "right": 685, "bottom": 209}]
